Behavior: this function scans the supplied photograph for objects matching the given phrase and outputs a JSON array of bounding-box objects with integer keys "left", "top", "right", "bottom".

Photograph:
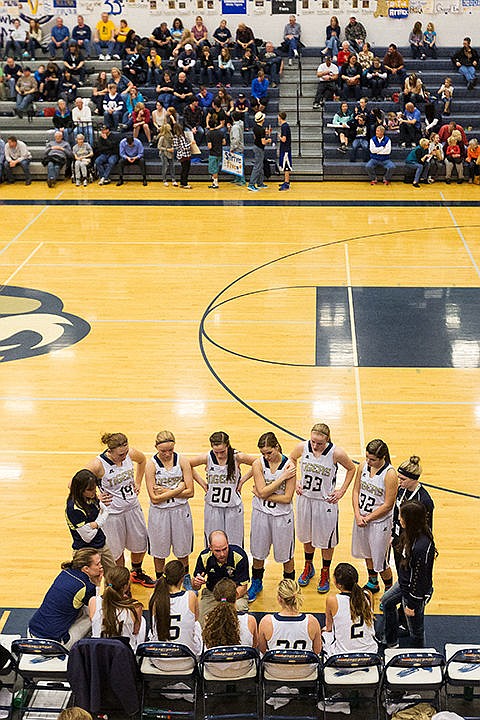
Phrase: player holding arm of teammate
[{"left": 252, "top": 454, "right": 296, "bottom": 503}]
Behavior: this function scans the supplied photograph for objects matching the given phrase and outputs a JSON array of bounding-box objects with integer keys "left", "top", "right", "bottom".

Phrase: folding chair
[
  {"left": 381, "top": 648, "right": 445, "bottom": 716},
  {"left": 199, "top": 646, "right": 260, "bottom": 720},
  {"left": 261, "top": 648, "right": 321, "bottom": 720},
  {"left": 11, "top": 638, "right": 70, "bottom": 719},
  {"left": 322, "top": 652, "right": 383, "bottom": 720},
  {"left": 445, "top": 644, "right": 480, "bottom": 717},
  {"left": 0, "top": 635, "right": 20, "bottom": 719},
  {"left": 136, "top": 641, "right": 198, "bottom": 720}
]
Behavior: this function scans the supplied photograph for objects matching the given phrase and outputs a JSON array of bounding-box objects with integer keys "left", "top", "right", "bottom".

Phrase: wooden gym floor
[{"left": 0, "top": 180, "right": 479, "bottom": 621}]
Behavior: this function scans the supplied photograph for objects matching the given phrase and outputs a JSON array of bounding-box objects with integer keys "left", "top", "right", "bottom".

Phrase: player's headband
[{"left": 397, "top": 467, "right": 420, "bottom": 480}]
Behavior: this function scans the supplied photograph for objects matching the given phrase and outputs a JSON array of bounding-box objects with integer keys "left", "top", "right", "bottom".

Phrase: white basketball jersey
[
  {"left": 300, "top": 441, "right": 337, "bottom": 500},
  {"left": 91, "top": 595, "right": 145, "bottom": 650},
  {"left": 358, "top": 462, "right": 394, "bottom": 523},
  {"left": 204, "top": 450, "right": 242, "bottom": 508},
  {"left": 238, "top": 612, "right": 254, "bottom": 646},
  {"left": 267, "top": 613, "right": 313, "bottom": 651},
  {"left": 150, "top": 590, "right": 202, "bottom": 656},
  {"left": 97, "top": 451, "right": 139, "bottom": 514},
  {"left": 331, "top": 593, "right": 377, "bottom": 654},
  {"left": 150, "top": 452, "right": 187, "bottom": 509},
  {"left": 252, "top": 455, "right": 292, "bottom": 516}
]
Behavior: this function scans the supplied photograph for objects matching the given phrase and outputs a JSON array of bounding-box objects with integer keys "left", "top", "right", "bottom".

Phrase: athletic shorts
[
  {"left": 102, "top": 505, "right": 148, "bottom": 561},
  {"left": 204, "top": 502, "right": 244, "bottom": 548},
  {"left": 351, "top": 516, "right": 393, "bottom": 572},
  {"left": 296, "top": 494, "right": 338, "bottom": 549},
  {"left": 148, "top": 503, "right": 194, "bottom": 559},
  {"left": 249, "top": 508, "right": 295, "bottom": 564},
  {"left": 279, "top": 149, "right": 293, "bottom": 171},
  {"left": 208, "top": 155, "right": 221, "bottom": 174}
]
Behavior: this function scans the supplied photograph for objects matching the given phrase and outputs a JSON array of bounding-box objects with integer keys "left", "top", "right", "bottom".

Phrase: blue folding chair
[
  {"left": 381, "top": 648, "right": 445, "bottom": 716},
  {"left": 261, "top": 648, "right": 321, "bottom": 720},
  {"left": 322, "top": 652, "right": 382, "bottom": 720},
  {"left": 199, "top": 646, "right": 260, "bottom": 720},
  {"left": 445, "top": 644, "right": 480, "bottom": 718}
]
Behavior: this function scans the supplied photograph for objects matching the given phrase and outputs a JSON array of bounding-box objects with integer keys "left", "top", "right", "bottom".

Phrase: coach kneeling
[{"left": 192, "top": 530, "right": 249, "bottom": 626}]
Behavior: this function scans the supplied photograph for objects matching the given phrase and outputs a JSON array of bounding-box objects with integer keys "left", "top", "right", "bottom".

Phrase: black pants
[
  {"left": 314, "top": 81, "right": 336, "bottom": 103},
  {"left": 180, "top": 157, "right": 191, "bottom": 186},
  {"left": 118, "top": 157, "right": 146, "bottom": 179}
]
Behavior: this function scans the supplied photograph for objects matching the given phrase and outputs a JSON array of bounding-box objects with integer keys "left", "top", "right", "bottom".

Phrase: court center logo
[{"left": 0, "top": 286, "right": 90, "bottom": 363}]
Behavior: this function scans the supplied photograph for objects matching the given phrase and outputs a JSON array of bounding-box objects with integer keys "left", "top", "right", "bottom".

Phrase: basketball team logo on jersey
[{"left": 0, "top": 285, "right": 90, "bottom": 363}]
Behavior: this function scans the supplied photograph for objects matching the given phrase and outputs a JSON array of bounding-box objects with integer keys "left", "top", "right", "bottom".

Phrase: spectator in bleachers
[
  {"left": 173, "top": 71, "right": 193, "bottom": 111},
  {"left": 64, "top": 42, "right": 86, "bottom": 84},
  {"left": 15, "top": 67, "right": 37, "bottom": 118},
  {"left": 151, "top": 100, "right": 167, "bottom": 136},
  {"left": 4, "top": 57, "right": 22, "bottom": 99},
  {"left": 113, "top": 19, "right": 133, "bottom": 60},
  {"left": 423, "top": 22, "right": 437, "bottom": 59},
  {"left": 235, "top": 23, "right": 255, "bottom": 58},
  {"left": 48, "top": 17, "right": 70, "bottom": 59},
  {"left": 123, "top": 43, "right": 147, "bottom": 84},
  {"left": 259, "top": 42, "right": 283, "bottom": 88},
  {"left": 197, "top": 84, "right": 214, "bottom": 111},
  {"left": 149, "top": 22, "right": 172, "bottom": 60},
  {"left": 401, "top": 72, "right": 424, "bottom": 107},
  {"left": 283, "top": 15, "right": 301, "bottom": 66},
  {"left": 424, "top": 100, "right": 441, "bottom": 134},
  {"left": 111, "top": 66, "right": 129, "bottom": 93},
  {"left": 251, "top": 68, "right": 269, "bottom": 112},
  {"left": 4, "top": 135, "right": 31, "bottom": 185},
  {"left": 312, "top": 55, "right": 339, "bottom": 108},
  {"left": 233, "top": 92, "right": 250, "bottom": 129},
  {"left": 90, "top": 566, "right": 145, "bottom": 649},
  {"left": 438, "top": 119, "right": 467, "bottom": 146},
  {"left": 177, "top": 43, "right": 198, "bottom": 77},
  {"left": 34, "top": 64, "right": 45, "bottom": 100},
  {"left": 350, "top": 113, "right": 370, "bottom": 162},
  {"left": 206, "top": 97, "right": 227, "bottom": 133},
  {"left": 213, "top": 20, "right": 234, "bottom": 56},
  {"left": 399, "top": 101, "right": 421, "bottom": 147},
  {"left": 170, "top": 18, "right": 184, "bottom": 50},
  {"left": 146, "top": 47, "right": 163, "bottom": 86},
  {"left": 184, "top": 95, "right": 205, "bottom": 145},
  {"left": 72, "top": 133, "right": 93, "bottom": 187},
  {"left": 58, "top": 69, "right": 78, "bottom": 104},
  {"left": 465, "top": 138, "right": 480, "bottom": 182},
  {"left": 103, "top": 83, "right": 126, "bottom": 130},
  {"left": 157, "top": 69, "right": 175, "bottom": 108},
  {"left": 28, "top": 549, "right": 102, "bottom": 647},
  {"left": 323, "top": 16, "right": 341, "bottom": 59},
  {"left": 366, "top": 124, "right": 395, "bottom": 185},
  {"left": 240, "top": 47, "right": 257, "bottom": 86},
  {"left": 157, "top": 123, "right": 176, "bottom": 186},
  {"left": 122, "top": 85, "right": 144, "bottom": 127},
  {"left": 72, "top": 97, "right": 93, "bottom": 145},
  {"left": 332, "top": 101, "right": 353, "bottom": 152},
  {"left": 365, "top": 56, "right": 387, "bottom": 100},
  {"left": 72, "top": 16, "right": 92, "bottom": 58},
  {"left": 438, "top": 76, "right": 453, "bottom": 115},
  {"left": 94, "top": 12, "right": 115, "bottom": 60},
  {"left": 427, "top": 132, "right": 444, "bottom": 181},
  {"left": 5, "top": 19, "right": 27, "bottom": 61},
  {"left": 92, "top": 70, "right": 108, "bottom": 112},
  {"left": 405, "top": 137, "right": 431, "bottom": 186},
  {"left": 172, "top": 27, "right": 195, "bottom": 58},
  {"left": 218, "top": 47, "right": 234, "bottom": 87},
  {"left": 53, "top": 98, "right": 74, "bottom": 142},
  {"left": 340, "top": 54, "right": 362, "bottom": 100},
  {"left": 192, "top": 15, "right": 209, "bottom": 50},
  {"left": 173, "top": 122, "right": 192, "bottom": 188},
  {"left": 116, "top": 133, "right": 147, "bottom": 185},
  {"left": 445, "top": 133, "right": 465, "bottom": 183},
  {"left": 132, "top": 102, "right": 151, "bottom": 144},
  {"left": 345, "top": 16, "right": 366, "bottom": 54},
  {"left": 44, "top": 61, "right": 60, "bottom": 100},
  {"left": 354, "top": 95, "right": 369, "bottom": 116},
  {"left": 216, "top": 85, "right": 234, "bottom": 115},
  {"left": 358, "top": 42, "right": 373, "bottom": 74},
  {"left": 337, "top": 41, "right": 351, "bottom": 68},
  {"left": 27, "top": 20, "right": 43, "bottom": 61},
  {"left": 386, "top": 110, "right": 400, "bottom": 138},
  {"left": 409, "top": 21, "right": 425, "bottom": 60},
  {"left": 199, "top": 45, "right": 216, "bottom": 86},
  {"left": 0, "top": 66, "right": 7, "bottom": 101},
  {"left": 95, "top": 125, "right": 119, "bottom": 185},
  {"left": 383, "top": 44, "right": 406, "bottom": 89},
  {"left": 452, "top": 37, "right": 478, "bottom": 91},
  {"left": 230, "top": 111, "right": 245, "bottom": 185},
  {"left": 258, "top": 579, "right": 321, "bottom": 653}
]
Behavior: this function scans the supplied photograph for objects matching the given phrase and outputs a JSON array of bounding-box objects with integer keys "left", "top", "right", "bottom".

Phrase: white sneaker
[
  {"left": 288, "top": 58, "right": 292, "bottom": 66},
  {"left": 293, "top": 48, "right": 299, "bottom": 57},
  {"left": 113, "top": 54, "right": 120, "bottom": 60},
  {"left": 99, "top": 53, "right": 105, "bottom": 60},
  {"left": 164, "top": 181, "right": 169, "bottom": 186},
  {"left": 83, "top": 179, "right": 87, "bottom": 187},
  {"left": 105, "top": 54, "right": 111, "bottom": 60},
  {"left": 98, "top": 177, "right": 104, "bottom": 185},
  {"left": 75, "top": 181, "right": 80, "bottom": 186},
  {"left": 172, "top": 180, "right": 178, "bottom": 186}
]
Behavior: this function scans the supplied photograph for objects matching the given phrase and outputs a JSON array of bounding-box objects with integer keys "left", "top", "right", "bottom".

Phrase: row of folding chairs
[{"left": 1, "top": 636, "right": 479, "bottom": 720}]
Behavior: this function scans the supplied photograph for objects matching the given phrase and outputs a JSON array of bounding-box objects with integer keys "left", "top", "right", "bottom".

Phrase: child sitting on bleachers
[{"left": 438, "top": 76, "right": 454, "bottom": 116}]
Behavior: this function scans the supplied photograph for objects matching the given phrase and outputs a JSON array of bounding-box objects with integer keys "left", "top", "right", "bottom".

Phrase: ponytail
[{"left": 149, "top": 560, "right": 185, "bottom": 641}]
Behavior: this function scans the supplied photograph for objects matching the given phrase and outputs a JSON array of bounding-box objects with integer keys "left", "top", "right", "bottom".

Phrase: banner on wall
[
  {"left": 409, "top": 0, "right": 434, "bottom": 12},
  {"left": 221, "top": 0, "right": 246, "bottom": 13},
  {"left": 272, "top": 0, "right": 296, "bottom": 13},
  {"left": 434, "top": 0, "right": 460, "bottom": 11},
  {"left": 388, "top": 0, "right": 408, "bottom": 17}
]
